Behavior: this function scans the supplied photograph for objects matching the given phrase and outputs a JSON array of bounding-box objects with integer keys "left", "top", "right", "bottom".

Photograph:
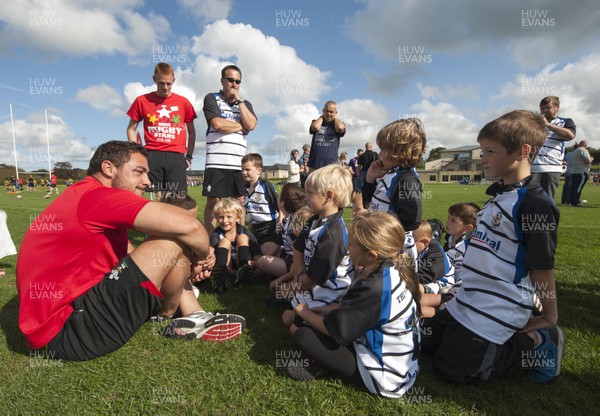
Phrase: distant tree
[
  {"left": 427, "top": 146, "right": 446, "bottom": 162},
  {"left": 53, "top": 161, "right": 73, "bottom": 179},
  {"left": 587, "top": 146, "right": 599, "bottom": 166}
]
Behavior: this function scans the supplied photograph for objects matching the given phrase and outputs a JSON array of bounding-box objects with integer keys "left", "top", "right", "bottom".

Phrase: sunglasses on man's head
[{"left": 225, "top": 77, "right": 241, "bottom": 85}]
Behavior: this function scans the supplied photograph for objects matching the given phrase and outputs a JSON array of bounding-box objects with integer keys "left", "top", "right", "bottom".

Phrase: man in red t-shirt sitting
[
  {"left": 126, "top": 62, "right": 197, "bottom": 196},
  {"left": 17, "top": 141, "right": 246, "bottom": 361}
]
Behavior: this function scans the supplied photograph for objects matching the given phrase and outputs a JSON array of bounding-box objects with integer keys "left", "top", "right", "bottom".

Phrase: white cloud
[
  {"left": 189, "top": 20, "right": 330, "bottom": 115},
  {"left": 409, "top": 98, "right": 481, "bottom": 151},
  {"left": 176, "top": 0, "right": 233, "bottom": 22},
  {"left": 75, "top": 84, "right": 126, "bottom": 116},
  {"left": 0, "top": 0, "right": 170, "bottom": 58},
  {"left": 0, "top": 111, "right": 93, "bottom": 170},
  {"left": 494, "top": 53, "right": 600, "bottom": 149}
]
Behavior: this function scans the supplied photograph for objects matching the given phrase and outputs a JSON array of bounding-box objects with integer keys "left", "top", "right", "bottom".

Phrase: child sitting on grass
[
  {"left": 209, "top": 198, "right": 261, "bottom": 293},
  {"left": 419, "top": 203, "right": 480, "bottom": 318},
  {"left": 267, "top": 206, "right": 312, "bottom": 307},
  {"left": 444, "top": 202, "right": 480, "bottom": 281},
  {"left": 413, "top": 220, "right": 455, "bottom": 294},
  {"left": 287, "top": 212, "right": 421, "bottom": 398},
  {"left": 255, "top": 183, "right": 306, "bottom": 279},
  {"left": 281, "top": 164, "right": 353, "bottom": 328},
  {"left": 421, "top": 110, "right": 564, "bottom": 384}
]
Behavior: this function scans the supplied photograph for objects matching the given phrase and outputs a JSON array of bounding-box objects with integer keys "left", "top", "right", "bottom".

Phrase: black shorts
[
  {"left": 280, "top": 252, "right": 293, "bottom": 270},
  {"left": 249, "top": 220, "right": 279, "bottom": 245},
  {"left": 46, "top": 256, "right": 162, "bottom": 361},
  {"left": 202, "top": 168, "right": 245, "bottom": 198},
  {"left": 147, "top": 150, "right": 188, "bottom": 193}
]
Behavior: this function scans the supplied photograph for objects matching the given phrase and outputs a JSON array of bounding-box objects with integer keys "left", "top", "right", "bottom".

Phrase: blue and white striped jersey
[
  {"left": 244, "top": 179, "right": 279, "bottom": 224},
  {"left": 446, "top": 177, "right": 559, "bottom": 344},
  {"left": 325, "top": 261, "right": 420, "bottom": 398},
  {"left": 531, "top": 116, "right": 576, "bottom": 173},
  {"left": 291, "top": 210, "right": 351, "bottom": 309}
]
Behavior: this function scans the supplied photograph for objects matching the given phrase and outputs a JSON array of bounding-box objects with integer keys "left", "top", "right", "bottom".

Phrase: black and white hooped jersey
[
  {"left": 418, "top": 240, "right": 455, "bottom": 294},
  {"left": 324, "top": 261, "right": 420, "bottom": 398},
  {"left": 444, "top": 232, "right": 471, "bottom": 283},
  {"left": 203, "top": 92, "right": 256, "bottom": 170},
  {"left": 210, "top": 223, "right": 261, "bottom": 260},
  {"left": 291, "top": 210, "right": 351, "bottom": 309},
  {"left": 446, "top": 177, "right": 559, "bottom": 344},
  {"left": 531, "top": 116, "right": 576, "bottom": 174},
  {"left": 367, "top": 167, "right": 422, "bottom": 232},
  {"left": 244, "top": 179, "right": 279, "bottom": 225}
]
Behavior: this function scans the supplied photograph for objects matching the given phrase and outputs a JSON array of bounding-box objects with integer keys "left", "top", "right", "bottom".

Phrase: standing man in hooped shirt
[
  {"left": 307, "top": 101, "right": 346, "bottom": 172},
  {"left": 126, "top": 62, "right": 197, "bottom": 197},
  {"left": 530, "top": 96, "right": 576, "bottom": 199},
  {"left": 202, "top": 65, "right": 257, "bottom": 235}
]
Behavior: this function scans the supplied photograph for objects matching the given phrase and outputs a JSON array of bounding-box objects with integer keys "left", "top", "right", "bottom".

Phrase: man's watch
[
  {"left": 186, "top": 154, "right": 193, "bottom": 159},
  {"left": 235, "top": 98, "right": 245, "bottom": 105}
]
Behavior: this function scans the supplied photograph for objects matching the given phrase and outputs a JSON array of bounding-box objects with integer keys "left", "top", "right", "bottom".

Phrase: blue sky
[{"left": 2, "top": 0, "right": 599, "bottom": 171}]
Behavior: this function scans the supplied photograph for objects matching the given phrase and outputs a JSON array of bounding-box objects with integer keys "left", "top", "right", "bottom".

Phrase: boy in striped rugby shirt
[{"left": 421, "top": 110, "right": 564, "bottom": 384}]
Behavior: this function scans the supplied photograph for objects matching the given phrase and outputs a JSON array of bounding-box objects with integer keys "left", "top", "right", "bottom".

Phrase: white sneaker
[{"left": 161, "top": 311, "right": 246, "bottom": 341}]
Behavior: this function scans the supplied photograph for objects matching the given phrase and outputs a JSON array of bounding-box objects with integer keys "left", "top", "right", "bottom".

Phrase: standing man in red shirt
[
  {"left": 17, "top": 141, "right": 246, "bottom": 362},
  {"left": 49, "top": 172, "right": 59, "bottom": 194},
  {"left": 127, "top": 62, "right": 197, "bottom": 196}
]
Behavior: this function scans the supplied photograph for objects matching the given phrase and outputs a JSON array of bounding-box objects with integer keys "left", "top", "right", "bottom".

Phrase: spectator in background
[
  {"left": 348, "top": 149, "right": 363, "bottom": 207},
  {"left": 568, "top": 140, "right": 594, "bottom": 207},
  {"left": 287, "top": 149, "right": 301, "bottom": 185},
  {"left": 357, "top": 142, "right": 380, "bottom": 209},
  {"left": 300, "top": 144, "right": 310, "bottom": 188},
  {"left": 531, "top": 96, "right": 576, "bottom": 199},
  {"left": 307, "top": 101, "right": 346, "bottom": 171},
  {"left": 560, "top": 142, "right": 578, "bottom": 205}
]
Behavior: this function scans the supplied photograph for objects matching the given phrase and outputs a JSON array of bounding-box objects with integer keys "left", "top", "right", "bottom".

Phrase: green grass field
[{"left": 1, "top": 183, "right": 599, "bottom": 415}]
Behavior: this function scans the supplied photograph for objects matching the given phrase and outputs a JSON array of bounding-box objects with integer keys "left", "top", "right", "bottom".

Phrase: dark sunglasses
[{"left": 225, "top": 77, "right": 241, "bottom": 85}]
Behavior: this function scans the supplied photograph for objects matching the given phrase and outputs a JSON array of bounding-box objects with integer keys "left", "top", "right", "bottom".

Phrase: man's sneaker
[
  {"left": 210, "top": 263, "right": 229, "bottom": 293},
  {"left": 527, "top": 327, "right": 565, "bottom": 383},
  {"left": 233, "top": 264, "right": 253, "bottom": 287},
  {"left": 161, "top": 311, "right": 246, "bottom": 342}
]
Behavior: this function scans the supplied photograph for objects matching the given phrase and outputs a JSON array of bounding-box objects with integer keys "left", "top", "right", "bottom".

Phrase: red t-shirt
[
  {"left": 16, "top": 177, "right": 150, "bottom": 349},
  {"left": 127, "top": 92, "right": 197, "bottom": 153},
  {"left": 50, "top": 174, "right": 57, "bottom": 185}
]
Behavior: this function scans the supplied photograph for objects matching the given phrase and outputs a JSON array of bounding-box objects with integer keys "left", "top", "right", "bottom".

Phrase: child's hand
[
  {"left": 366, "top": 159, "right": 386, "bottom": 182},
  {"left": 519, "top": 314, "right": 557, "bottom": 334}
]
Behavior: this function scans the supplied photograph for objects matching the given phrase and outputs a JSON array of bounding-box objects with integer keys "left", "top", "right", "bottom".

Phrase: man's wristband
[
  {"left": 186, "top": 154, "right": 193, "bottom": 159},
  {"left": 296, "top": 270, "right": 307, "bottom": 280}
]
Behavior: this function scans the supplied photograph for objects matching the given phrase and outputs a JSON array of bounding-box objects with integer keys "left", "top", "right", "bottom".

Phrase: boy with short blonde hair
[{"left": 282, "top": 164, "right": 353, "bottom": 328}]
